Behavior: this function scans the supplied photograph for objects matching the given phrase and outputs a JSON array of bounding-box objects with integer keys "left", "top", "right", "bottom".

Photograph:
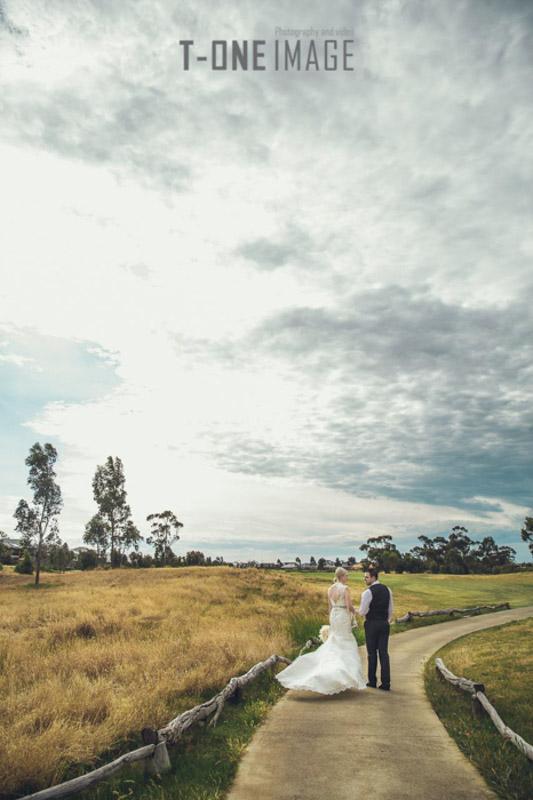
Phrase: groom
[{"left": 358, "top": 567, "right": 394, "bottom": 691}]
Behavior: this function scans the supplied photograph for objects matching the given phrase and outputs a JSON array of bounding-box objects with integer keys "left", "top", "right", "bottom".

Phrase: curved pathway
[{"left": 228, "top": 605, "right": 533, "bottom": 800}]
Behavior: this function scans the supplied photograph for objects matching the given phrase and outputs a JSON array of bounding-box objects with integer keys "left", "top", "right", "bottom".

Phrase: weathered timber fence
[
  {"left": 18, "top": 653, "right": 291, "bottom": 800},
  {"left": 394, "top": 602, "right": 510, "bottom": 624},
  {"left": 435, "top": 657, "right": 533, "bottom": 762}
]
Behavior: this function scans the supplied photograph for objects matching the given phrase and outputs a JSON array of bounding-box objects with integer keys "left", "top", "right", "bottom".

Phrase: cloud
[
  {"left": 190, "top": 285, "right": 533, "bottom": 509},
  {"left": 0, "top": 1, "right": 27, "bottom": 36},
  {"left": 236, "top": 224, "right": 314, "bottom": 271},
  {"left": 1, "top": 0, "right": 532, "bottom": 558}
]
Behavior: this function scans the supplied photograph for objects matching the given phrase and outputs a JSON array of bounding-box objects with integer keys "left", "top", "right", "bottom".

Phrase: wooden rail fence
[
  {"left": 16, "top": 603, "right": 514, "bottom": 799},
  {"left": 394, "top": 601, "right": 510, "bottom": 624},
  {"left": 435, "top": 657, "right": 533, "bottom": 762},
  {"left": 18, "top": 653, "right": 291, "bottom": 800}
]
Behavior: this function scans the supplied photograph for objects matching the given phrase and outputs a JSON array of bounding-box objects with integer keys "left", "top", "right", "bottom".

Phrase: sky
[{"left": 1, "top": 0, "right": 532, "bottom": 562}]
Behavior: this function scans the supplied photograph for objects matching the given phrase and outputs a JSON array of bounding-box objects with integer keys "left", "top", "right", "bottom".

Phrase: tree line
[
  {"left": 2, "top": 442, "right": 533, "bottom": 584},
  {"left": 358, "top": 528, "right": 524, "bottom": 575},
  {"left": 2, "top": 443, "right": 188, "bottom": 584}
]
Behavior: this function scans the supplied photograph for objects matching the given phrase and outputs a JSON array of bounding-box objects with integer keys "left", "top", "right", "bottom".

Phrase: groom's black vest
[{"left": 366, "top": 583, "right": 390, "bottom": 621}]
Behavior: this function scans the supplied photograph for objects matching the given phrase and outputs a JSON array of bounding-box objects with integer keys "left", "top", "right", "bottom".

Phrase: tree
[
  {"left": 411, "top": 535, "right": 448, "bottom": 569},
  {"left": 130, "top": 551, "right": 154, "bottom": 568},
  {"left": 15, "top": 548, "right": 34, "bottom": 575},
  {"left": 381, "top": 549, "right": 401, "bottom": 573},
  {"left": 359, "top": 535, "right": 398, "bottom": 571},
  {"left": 77, "top": 550, "right": 98, "bottom": 570},
  {"left": 13, "top": 443, "right": 63, "bottom": 585},
  {"left": 473, "top": 536, "right": 516, "bottom": 573},
  {"left": 521, "top": 516, "right": 533, "bottom": 559},
  {"left": 185, "top": 550, "right": 205, "bottom": 566},
  {"left": 295, "top": 556, "right": 301, "bottom": 569},
  {"left": 92, "top": 457, "right": 140, "bottom": 566},
  {"left": 309, "top": 556, "right": 317, "bottom": 567},
  {"left": 317, "top": 557, "right": 326, "bottom": 571},
  {"left": 119, "top": 519, "right": 142, "bottom": 560},
  {"left": 410, "top": 528, "right": 478, "bottom": 574},
  {"left": 401, "top": 553, "right": 425, "bottom": 573},
  {"left": 146, "top": 510, "right": 183, "bottom": 566},
  {"left": 83, "top": 514, "right": 109, "bottom": 565},
  {"left": 49, "top": 541, "right": 72, "bottom": 572},
  {"left": 347, "top": 556, "right": 356, "bottom": 567},
  {"left": 0, "top": 531, "right": 11, "bottom": 565}
]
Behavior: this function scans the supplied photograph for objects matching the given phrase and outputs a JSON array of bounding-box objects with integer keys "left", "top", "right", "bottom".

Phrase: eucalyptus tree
[
  {"left": 13, "top": 442, "right": 63, "bottom": 585},
  {"left": 83, "top": 514, "right": 110, "bottom": 565},
  {"left": 92, "top": 456, "right": 141, "bottom": 566},
  {"left": 146, "top": 510, "right": 183, "bottom": 566},
  {"left": 521, "top": 515, "right": 533, "bottom": 559}
]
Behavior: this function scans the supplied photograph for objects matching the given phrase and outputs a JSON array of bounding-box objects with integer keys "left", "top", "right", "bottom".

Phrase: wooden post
[
  {"left": 142, "top": 727, "right": 171, "bottom": 776},
  {"left": 230, "top": 686, "right": 243, "bottom": 705},
  {"left": 144, "top": 741, "right": 171, "bottom": 776},
  {"left": 471, "top": 693, "right": 484, "bottom": 719}
]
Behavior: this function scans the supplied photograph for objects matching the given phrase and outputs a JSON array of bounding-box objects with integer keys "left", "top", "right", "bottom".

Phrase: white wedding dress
[{"left": 276, "top": 582, "right": 366, "bottom": 694}]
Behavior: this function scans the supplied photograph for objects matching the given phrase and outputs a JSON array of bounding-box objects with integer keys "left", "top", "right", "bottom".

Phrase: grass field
[
  {"left": 1, "top": 567, "right": 532, "bottom": 799},
  {"left": 425, "top": 618, "right": 533, "bottom": 800}
]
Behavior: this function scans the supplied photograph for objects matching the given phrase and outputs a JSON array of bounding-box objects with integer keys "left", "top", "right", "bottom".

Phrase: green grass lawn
[
  {"left": 425, "top": 618, "right": 533, "bottom": 800},
  {"left": 300, "top": 570, "right": 533, "bottom": 611}
]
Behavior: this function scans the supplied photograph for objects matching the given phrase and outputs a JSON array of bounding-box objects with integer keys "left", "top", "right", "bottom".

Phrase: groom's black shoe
[
  {"left": 366, "top": 682, "right": 377, "bottom": 688},
  {"left": 378, "top": 684, "right": 390, "bottom": 691}
]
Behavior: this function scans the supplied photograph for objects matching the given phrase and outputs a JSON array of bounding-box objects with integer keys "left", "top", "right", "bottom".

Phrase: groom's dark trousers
[
  {"left": 364, "top": 619, "right": 390, "bottom": 688},
  {"left": 364, "top": 581, "right": 391, "bottom": 688}
]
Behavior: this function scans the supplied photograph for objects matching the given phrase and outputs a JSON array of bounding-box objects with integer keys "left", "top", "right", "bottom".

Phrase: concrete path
[{"left": 228, "top": 605, "right": 533, "bottom": 800}]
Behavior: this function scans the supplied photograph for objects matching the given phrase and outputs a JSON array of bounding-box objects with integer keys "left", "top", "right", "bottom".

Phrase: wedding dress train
[{"left": 276, "top": 583, "right": 366, "bottom": 694}]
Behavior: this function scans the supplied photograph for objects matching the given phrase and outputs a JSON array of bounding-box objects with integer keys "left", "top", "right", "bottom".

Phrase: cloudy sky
[{"left": 1, "top": 0, "right": 532, "bottom": 562}]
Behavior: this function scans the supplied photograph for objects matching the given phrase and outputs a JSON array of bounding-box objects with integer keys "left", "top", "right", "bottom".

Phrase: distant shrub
[
  {"left": 0, "top": 542, "right": 12, "bottom": 564},
  {"left": 14, "top": 549, "right": 34, "bottom": 574},
  {"left": 78, "top": 550, "right": 98, "bottom": 570}
]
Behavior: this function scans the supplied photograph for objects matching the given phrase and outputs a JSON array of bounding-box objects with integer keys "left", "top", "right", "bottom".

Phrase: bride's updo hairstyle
[{"left": 335, "top": 566, "right": 348, "bottom": 581}]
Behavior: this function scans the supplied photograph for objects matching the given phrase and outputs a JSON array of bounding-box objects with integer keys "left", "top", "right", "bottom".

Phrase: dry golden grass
[{"left": 0, "top": 567, "right": 323, "bottom": 797}]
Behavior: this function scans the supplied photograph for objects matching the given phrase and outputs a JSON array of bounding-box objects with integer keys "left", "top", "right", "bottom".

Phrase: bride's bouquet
[{"left": 319, "top": 624, "right": 331, "bottom": 642}]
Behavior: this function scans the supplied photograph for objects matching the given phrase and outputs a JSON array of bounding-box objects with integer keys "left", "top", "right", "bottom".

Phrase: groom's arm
[
  {"left": 388, "top": 588, "right": 395, "bottom": 621},
  {"left": 357, "top": 587, "right": 372, "bottom": 616}
]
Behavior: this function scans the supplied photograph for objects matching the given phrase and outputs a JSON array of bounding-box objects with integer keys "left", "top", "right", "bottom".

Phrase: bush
[
  {"left": 129, "top": 552, "right": 154, "bottom": 568},
  {"left": 14, "top": 549, "right": 34, "bottom": 574},
  {"left": 77, "top": 550, "right": 98, "bottom": 570},
  {"left": 0, "top": 542, "right": 12, "bottom": 564}
]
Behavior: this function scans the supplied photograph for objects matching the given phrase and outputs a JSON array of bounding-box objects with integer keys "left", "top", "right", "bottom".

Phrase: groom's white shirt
[{"left": 359, "top": 580, "right": 394, "bottom": 621}]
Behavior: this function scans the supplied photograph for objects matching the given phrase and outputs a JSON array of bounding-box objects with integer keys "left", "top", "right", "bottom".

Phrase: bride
[{"left": 276, "top": 566, "right": 366, "bottom": 694}]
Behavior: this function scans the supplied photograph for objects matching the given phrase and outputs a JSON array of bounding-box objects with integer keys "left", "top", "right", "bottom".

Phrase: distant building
[{"left": 2, "top": 537, "right": 23, "bottom": 562}]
